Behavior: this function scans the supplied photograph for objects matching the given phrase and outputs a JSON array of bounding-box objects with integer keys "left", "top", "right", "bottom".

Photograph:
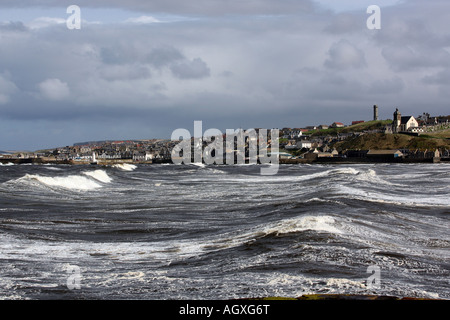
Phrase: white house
[
  {"left": 297, "top": 140, "right": 312, "bottom": 149},
  {"left": 331, "top": 122, "right": 344, "bottom": 128},
  {"left": 401, "top": 116, "right": 419, "bottom": 131}
]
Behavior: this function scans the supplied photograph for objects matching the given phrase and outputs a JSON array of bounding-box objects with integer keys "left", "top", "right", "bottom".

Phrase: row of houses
[
  {"left": 46, "top": 139, "right": 176, "bottom": 162},
  {"left": 281, "top": 122, "right": 347, "bottom": 139},
  {"left": 387, "top": 109, "right": 450, "bottom": 134},
  {"left": 282, "top": 132, "right": 358, "bottom": 151},
  {"left": 296, "top": 148, "right": 448, "bottom": 162}
]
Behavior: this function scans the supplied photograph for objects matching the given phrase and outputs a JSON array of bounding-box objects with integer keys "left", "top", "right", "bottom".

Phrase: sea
[{"left": 0, "top": 162, "right": 448, "bottom": 300}]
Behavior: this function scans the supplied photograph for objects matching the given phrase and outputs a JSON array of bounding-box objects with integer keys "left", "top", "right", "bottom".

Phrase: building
[
  {"left": 401, "top": 116, "right": 419, "bottom": 131},
  {"left": 367, "top": 150, "right": 404, "bottom": 158},
  {"left": 352, "top": 120, "right": 365, "bottom": 126},
  {"left": 392, "top": 108, "right": 418, "bottom": 133},
  {"left": 392, "top": 108, "right": 401, "bottom": 133},
  {"left": 374, "top": 105, "right": 379, "bottom": 121},
  {"left": 297, "top": 140, "right": 312, "bottom": 149},
  {"left": 331, "top": 122, "right": 344, "bottom": 128},
  {"left": 268, "top": 151, "right": 293, "bottom": 159}
]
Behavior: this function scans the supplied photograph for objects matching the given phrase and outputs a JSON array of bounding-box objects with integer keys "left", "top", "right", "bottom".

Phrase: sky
[{"left": 0, "top": 0, "right": 449, "bottom": 150}]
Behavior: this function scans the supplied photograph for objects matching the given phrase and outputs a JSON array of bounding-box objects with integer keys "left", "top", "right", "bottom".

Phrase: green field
[
  {"left": 334, "top": 132, "right": 450, "bottom": 151},
  {"left": 306, "top": 120, "right": 393, "bottom": 136}
]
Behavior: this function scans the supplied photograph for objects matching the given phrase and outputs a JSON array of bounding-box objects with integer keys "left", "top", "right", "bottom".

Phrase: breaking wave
[
  {"left": 112, "top": 163, "right": 137, "bottom": 171},
  {"left": 190, "top": 215, "right": 344, "bottom": 255},
  {"left": 257, "top": 215, "right": 342, "bottom": 236},
  {"left": 83, "top": 169, "right": 113, "bottom": 183},
  {"left": 10, "top": 170, "right": 112, "bottom": 191},
  {"left": 336, "top": 185, "right": 450, "bottom": 207}
]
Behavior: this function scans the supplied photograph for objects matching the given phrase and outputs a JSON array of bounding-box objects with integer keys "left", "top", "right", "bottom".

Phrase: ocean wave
[
  {"left": 191, "top": 162, "right": 206, "bottom": 168},
  {"left": 112, "top": 163, "right": 137, "bottom": 171},
  {"left": 9, "top": 170, "right": 113, "bottom": 191},
  {"left": 259, "top": 215, "right": 343, "bottom": 236},
  {"left": 115, "top": 215, "right": 346, "bottom": 260},
  {"left": 0, "top": 162, "right": 14, "bottom": 166},
  {"left": 194, "top": 215, "right": 344, "bottom": 254},
  {"left": 44, "top": 166, "right": 63, "bottom": 171},
  {"left": 212, "top": 167, "right": 361, "bottom": 184},
  {"left": 83, "top": 170, "right": 113, "bottom": 183},
  {"left": 18, "top": 174, "right": 102, "bottom": 190},
  {"left": 335, "top": 185, "right": 450, "bottom": 207}
]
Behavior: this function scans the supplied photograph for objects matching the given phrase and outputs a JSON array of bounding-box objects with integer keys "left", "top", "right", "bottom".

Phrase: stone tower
[
  {"left": 393, "top": 108, "right": 401, "bottom": 133},
  {"left": 373, "top": 105, "right": 379, "bottom": 121}
]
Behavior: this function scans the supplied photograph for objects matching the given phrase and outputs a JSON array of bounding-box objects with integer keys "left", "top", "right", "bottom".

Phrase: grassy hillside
[
  {"left": 334, "top": 132, "right": 450, "bottom": 152},
  {"left": 420, "top": 128, "right": 450, "bottom": 139},
  {"left": 307, "top": 120, "right": 392, "bottom": 136}
]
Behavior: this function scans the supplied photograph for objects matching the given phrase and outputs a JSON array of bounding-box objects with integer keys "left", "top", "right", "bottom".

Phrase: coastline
[{"left": 1, "top": 157, "right": 448, "bottom": 165}]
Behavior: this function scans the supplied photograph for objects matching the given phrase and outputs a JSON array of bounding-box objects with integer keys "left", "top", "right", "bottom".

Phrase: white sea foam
[
  {"left": 11, "top": 170, "right": 113, "bottom": 191},
  {"left": 19, "top": 174, "right": 102, "bottom": 191},
  {"left": 190, "top": 215, "right": 344, "bottom": 256},
  {"left": 337, "top": 185, "right": 450, "bottom": 207},
  {"left": 0, "top": 162, "right": 14, "bottom": 166},
  {"left": 44, "top": 166, "right": 62, "bottom": 171},
  {"left": 191, "top": 162, "right": 206, "bottom": 168},
  {"left": 216, "top": 167, "right": 359, "bottom": 184},
  {"left": 261, "top": 215, "right": 343, "bottom": 236},
  {"left": 112, "top": 163, "right": 137, "bottom": 171},
  {"left": 83, "top": 170, "right": 113, "bottom": 183}
]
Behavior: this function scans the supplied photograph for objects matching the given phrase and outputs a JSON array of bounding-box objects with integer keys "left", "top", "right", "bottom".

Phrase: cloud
[
  {"left": 1, "top": 0, "right": 450, "bottom": 150},
  {"left": 38, "top": 78, "right": 70, "bottom": 101},
  {"left": 98, "top": 64, "right": 151, "bottom": 81},
  {"left": 146, "top": 46, "right": 185, "bottom": 68},
  {"left": 170, "top": 57, "right": 211, "bottom": 79},
  {"left": 324, "top": 39, "right": 366, "bottom": 69},
  {"left": 0, "top": 0, "right": 316, "bottom": 15},
  {"left": 124, "top": 16, "right": 160, "bottom": 24},
  {"left": 28, "top": 17, "right": 66, "bottom": 29},
  {"left": 422, "top": 69, "right": 450, "bottom": 85},
  {"left": 0, "top": 73, "right": 18, "bottom": 104},
  {"left": 381, "top": 45, "right": 450, "bottom": 71},
  {"left": 0, "top": 21, "right": 28, "bottom": 32},
  {"left": 369, "top": 76, "right": 404, "bottom": 95},
  {"left": 323, "top": 13, "right": 360, "bottom": 34}
]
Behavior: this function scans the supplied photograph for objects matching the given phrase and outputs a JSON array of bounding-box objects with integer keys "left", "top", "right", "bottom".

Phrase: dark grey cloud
[
  {"left": 0, "top": 21, "right": 28, "bottom": 32},
  {"left": 324, "top": 39, "right": 366, "bottom": 69},
  {"left": 381, "top": 45, "right": 450, "bottom": 72},
  {"left": 1, "top": 0, "right": 450, "bottom": 150},
  {"left": 0, "top": 72, "right": 19, "bottom": 104},
  {"left": 146, "top": 46, "right": 185, "bottom": 68},
  {"left": 100, "top": 46, "right": 135, "bottom": 65},
  {"left": 422, "top": 69, "right": 450, "bottom": 85},
  {"left": 323, "top": 13, "right": 361, "bottom": 34},
  {"left": 368, "top": 77, "right": 404, "bottom": 95},
  {"left": 170, "top": 58, "right": 210, "bottom": 79},
  {"left": 0, "top": 0, "right": 316, "bottom": 15}
]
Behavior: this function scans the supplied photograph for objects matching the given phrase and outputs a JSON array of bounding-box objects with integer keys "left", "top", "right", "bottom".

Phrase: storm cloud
[{"left": 0, "top": 0, "right": 449, "bottom": 150}]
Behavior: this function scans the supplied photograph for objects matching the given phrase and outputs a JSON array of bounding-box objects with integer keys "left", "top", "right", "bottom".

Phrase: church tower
[
  {"left": 373, "top": 105, "right": 379, "bottom": 121},
  {"left": 393, "top": 108, "right": 401, "bottom": 133}
]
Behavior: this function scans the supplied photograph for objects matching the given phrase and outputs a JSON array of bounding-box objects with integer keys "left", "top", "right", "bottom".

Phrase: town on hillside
[{"left": 1, "top": 106, "right": 449, "bottom": 164}]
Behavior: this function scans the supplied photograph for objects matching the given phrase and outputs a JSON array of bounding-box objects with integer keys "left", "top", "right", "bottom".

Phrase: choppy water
[{"left": 0, "top": 162, "right": 449, "bottom": 299}]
